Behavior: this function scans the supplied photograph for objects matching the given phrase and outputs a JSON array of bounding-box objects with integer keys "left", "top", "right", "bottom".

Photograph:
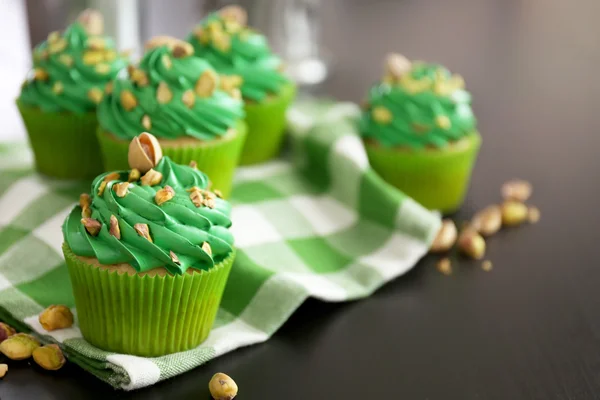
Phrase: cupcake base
[
  {"left": 17, "top": 101, "right": 103, "bottom": 180},
  {"left": 240, "top": 82, "right": 296, "bottom": 165},
  {"left": 97, "top": 121, "right": 247, "bottom": 198},
  {"left": 365, "top": 133, "right": 481, "bottom": 214},
  {"left": 63, "top": 243, "right": 235, "bottom": 357}
]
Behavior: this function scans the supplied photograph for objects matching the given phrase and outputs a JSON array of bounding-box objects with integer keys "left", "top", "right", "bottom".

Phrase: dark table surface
[{"left": 4, "top": 0, "right": 600, "bottom": 399}]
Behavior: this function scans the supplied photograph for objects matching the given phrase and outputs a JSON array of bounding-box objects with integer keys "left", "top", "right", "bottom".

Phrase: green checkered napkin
[{"left": 0, "top": 101, "right": 440, "bottom": 390}]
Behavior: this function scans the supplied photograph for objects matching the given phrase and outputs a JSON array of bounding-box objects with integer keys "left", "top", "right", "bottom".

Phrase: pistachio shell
[{"left": 128, "top": 132, "right": 163, "bottom": 173}]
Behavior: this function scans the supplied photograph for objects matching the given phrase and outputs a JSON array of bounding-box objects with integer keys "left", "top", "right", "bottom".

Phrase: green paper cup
[
  {"left": 365, "top": 132, "right": 482, "bottom": 214},
  {"left": 97, "top": 121, "right": 247, "bottom": 198},
  {"left": 63, "top": 243, "right": 235, "bottom": 357},
  {"left": 240, "top": 82, "right": 297, "bottom": 165},
  {"left": 16, "top": 101, "right": 104, "bottom": 179}
]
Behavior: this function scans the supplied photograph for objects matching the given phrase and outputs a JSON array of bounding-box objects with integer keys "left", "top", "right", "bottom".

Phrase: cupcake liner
[
  {"left": 63, "top": 243, "right": 236, "bottom": 357},
  {"left": 240, "top": 82, "right": 297, "bottom": 165},
  {"left": 365, "top": 132, "right": 482, "bottom": 214},
  {"left": 17, "top": 100, "right": 104, "bottom": 179},
  {"left": 97, "top": 121, "right": 247, "bottom": 198}
]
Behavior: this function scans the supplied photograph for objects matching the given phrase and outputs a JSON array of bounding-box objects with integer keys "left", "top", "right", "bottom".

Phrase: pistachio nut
[
  {"left": 128, "top": 168, "right": 141, "bottom": 182},
  {"left": 195, "top": 70, "right": 218, "bottom": 98},
  {"left": 190, "top": 189, "right": 204, "bottom": 207},
  {"left": 209, "top": 372, "right": 238, "bottom": 400},
  {"left": 134, "top": 223, "right": 152, "bottom": 242},
  {"left": 481, "top": 260, "right": 493, "bottom": 272},
  {"left": 372, "top": 106, "right": 392, "bottom": 124},
  {"left": 471, "top": 205, "right": 502, "bottom": 237},
  {"left": 109, "top": 215, "right": 121, "bottom": 239},
  {"left": 0, "top": 322, "right": 16, "bottom": 343},
  {"left": 430, "top": 219, "right": 457, "bottom": 253},
  {"left": 202, "top": 241, "right": 212, "bottom": 256},
  {"left": 81, "top": 218, "right": 101, "bottom": 236},
  {"left": 385, "top": 53, "right": 412, "bottom": 80},
  {"left": 39, "top": 305, "right": 74, "bottom": 331},
  {"left": 33, "top": 344, "right": 66, "bottom": 371},
  {"left": 219, "top": 5, "right": 247, "bottom": 26},
  {"left": 0, "top": 333, "right": 40, "bottom": 360},
  {"left": 457, "top": 228, "right": 486, "bottom": 260},
  {"left": 170, "top": 251, "right": 180, "bottom": 265},
  {"left": 78, "top": 9, "right": 104, "bottom": 35},
  {"left": 155, "top": 185, "right": 175, "bottom": 206},
  {"left": 182, "top": 89, "right": 196, "bottom": 108},
  {"left": 0, "top": 364, "right": 6, "bottom": 378},
  {"left": 128, "top": 132, "right": 163, "bottom": 173},
  {"left": 436, "top": 257, "right": 452, "bottom": 276},
  {"left": 501, "top": 201, "right": 528, "bottom": 227},
  {"left": 501, "top": 179, "right": 532, "bottom": 202},
  {"left": 140, "top": 169, "right": 163, "bottom": 186},
  {"left": 156, "top": 82, "right": 173, "bottom": 104}
]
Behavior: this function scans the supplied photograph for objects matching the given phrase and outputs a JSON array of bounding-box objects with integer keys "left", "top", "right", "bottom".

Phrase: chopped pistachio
[{"left": 134, "top": 223, "right": 152, "bottom": 242}]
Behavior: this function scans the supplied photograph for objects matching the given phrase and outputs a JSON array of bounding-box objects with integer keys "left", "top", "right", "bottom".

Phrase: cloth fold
[{"left": 0, "top": 101, "right": 440, "bottom": 390}]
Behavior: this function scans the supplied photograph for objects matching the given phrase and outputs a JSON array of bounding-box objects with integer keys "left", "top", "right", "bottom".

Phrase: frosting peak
[
  {"left": 187, "top": 8, "right": 290, "bottom": 102},
  {"left": 63, "top": 156, "right": 234, "bottom": 274},
  {"left": 361, "top": 54, "right": 477, "bottom": 149}
]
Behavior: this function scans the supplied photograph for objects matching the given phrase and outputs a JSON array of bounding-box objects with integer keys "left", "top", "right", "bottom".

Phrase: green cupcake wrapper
[
  {"left": 16, "top": 100, "right": 104, "bottom": 179},
  {"left": 97, "top": 121, "right": 247, "bottom": 198},
  {"left": 365, "top": 132, "right": 482, "bottom": 214},
  {"left": 63, "top": 243, "right": 236, "bottom": 357},
  {"left": 240, "top": 82, "right": 297, "bottom": 165}
]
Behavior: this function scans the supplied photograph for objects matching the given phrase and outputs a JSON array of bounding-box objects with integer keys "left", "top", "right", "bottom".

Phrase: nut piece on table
[
  {"left": 39, "top": 305, "right": 74, "bottom": 331},
  {"left": 430, "top": 219, "right": 457, "bottom": 253},
  {"left": 209, "top": 372, "right": 238, "bottom": 400},
  {"left": 0, "top": 333, "right": 40, "bottom": 360},
  {"left": 32, "top": 344, "right": 66, "bottom": 371},
  {"left": 457, "top": 228, "right": 486, "bottom": 260},
  {"left": 481, "top": 260, "right": 493, "bottom": 272},
  {"left": 501, "top": 179, "right": 532, "bottom": 202},
  {"left": 436, "top": 258, "right": 452, "bottom": 276},
  {"left": 0, "top": 322, "right": 16, "bottom": 343},
  {"left": 129, "top": 132, "right": 163, "bottom": 173},
  {"left": 501, "top": 201, "right": 528, "bottom": 227},
  {"left": 528, "top": 206, "right": 541, "bottom": 224},
  {"left": 0, "top": 363, "right": 6, "bottom": 378},
  {"left": 471, "top": 205, "right": 502, "bottom": 237}
]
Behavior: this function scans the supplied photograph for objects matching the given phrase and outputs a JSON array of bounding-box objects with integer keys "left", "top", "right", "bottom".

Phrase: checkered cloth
[{"left": 0, "top": 101, "right": 440, "bottom": 390}]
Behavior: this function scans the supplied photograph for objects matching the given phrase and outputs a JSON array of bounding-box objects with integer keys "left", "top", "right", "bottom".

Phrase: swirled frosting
[
  {"left": 19, "top": 23, "right": 127, "bottom": 114},
  {"left": 63, "top": 157, "right": 234, "bottom": 274},
  {"left": 187, "top": 12, "right": 290, "bottom": 102},
  {"left": 360, "top": 61, "right": 477, "bottom": 149},
  {"left": 97, "top": 45, "right": 245, "bottom": 140}
]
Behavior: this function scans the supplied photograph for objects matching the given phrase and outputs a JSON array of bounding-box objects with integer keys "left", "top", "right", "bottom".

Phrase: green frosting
[
  {"left": 360, "top": 62, "right": 477, "bottom": 149},
  {"left": 187, "top": 12, "right": 290, "bottom": 102},
  {"left": 62, "top": 157, "right": 234, "bottom": 275},
  {"left": 97, "top": 45, "right": 244, "bottom": 140},
  {"left": 19, "top": 23, "right": 127, "bottom": 114}
]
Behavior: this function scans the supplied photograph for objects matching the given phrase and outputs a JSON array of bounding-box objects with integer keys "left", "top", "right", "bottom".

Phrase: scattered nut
[
  {"left": 501, "top": 179, "right": 532, "bottom": 202},
  {"left": 131, "top": 68, "right": 149, "bottom": 86},
  {"left": 170, "top": 251, "right": 180, "bottom": 265},
  {"left": 528, "top": 206, "right": 541, "bottom": 224},
  {"left": 209, "top": 372, "right": 238, "bottom": 400},
  {"left": 435, "top": 115, "right": 451, "bottom": 130},
  {"left": 128, "top": 168, "right": 141, "bottom": 182},
  {"left": 120, "top": 90, "right": 138, "bottom": 111},
  {"left": 481, "top": 260, "right": 493, "bottom": 272},
  {"left": 82, "top": 50, "right": 104, "bottom": 65},
  {"left": 134, "top": 223, "right": 152, "bottom": 242},
  {"left": 182, "top": 89, "right": 196, "bottom": 108},
  {"left": 0, "top": 333, "right": 40, "bottom": 360},
  {"left": 97, "top": 180, "right": 107, "bottom": 196},
  {"left": 385, "top": 53, "right": 412, "bottom": 80},
  {"left": 48, "top": 38, "right": 67, "bottom": 54},
  {"left": 436, "top": 258, "right": 452, "bottom": 276},
  {"left": 205, "top": 198, "right": 216, "bottom": 209},
  {"left": 58, "top": 54, "right": 73, "bottom": 67},
  {"left": 33, "top": 344, "right": 66, "bottom": 371},
  {"left": 95, "top": 63, "right": 110, "bottom": 74},
  {"left": 156, "top": 82, "right": 173, "bottom": 104},
  {"left": 81, "top": 218, "right": 101, "bottom": 236},
  {"left": 109, "top": 215, "right": 121, "bottom": 239},
  {"left": 457, "top": 228, "right": 486, "bottom": 260},
  {"left": 155, "top": 185, "right": 175, "bottom": 205},
  {"left": 39, "top": 305, "right": 74, "bottom": 331},
  {"left": 372, "top": 106, "right": 392, "bottom": 124},
  {"left": 141, "top": 169, "right": 163, "bottom": 186},
  {"left": 129, "top": 132, "right": 163, "bottom": 173},
  {"left": 430, "top": 219, "right": 457, "bottom": 253},
  {"left": 142, "top": 115, "right": 152, "bottom": 130},
  {"left": 0, "top": 322, "right": 16, "bottom": 343},
  {"left": 0, "top": 364, "right": 6, "bottom": 378},
  {"left": 87, "top": 87, "right": 103, "bottom": 104},
  {"left": 162, "top": 54, "right": 172, "bottom": 69},
  {"left": 172, "top": 43, "right": 194, "bottom": 58},
  {"left": 34, "top": 68, "right": 49, "bottom": 81},
  {"left": 202, "top": 242, "right": 212, "bottom": 256},
  {"left": 190, "top": 189, "right": 204, "bottom": 207},
  {"left": 195, "top": 70, "right": 218, "bottom": 97},
  {"left": 113, "top": 182, "right": 129, "bottom": 198},
  {"left": 220, "top": 75, "right": 243, "bottom": 92},
  {"left": 212, "top": 32, "right": 231, "bottom": 52},
  {"left": 48, "top": 31, "right": 60, "bottom": 43},
  {"left": 52, "top": 81, "right": 64, "bottom": 95},
  {"left": 78, "top": 9, "right": 104, "bottom": 35},
  {"left": 79, "top": 193, "right": 91, "bottom": 209},
  {"left": 501, "top": 201, "right": 528, "bottom": 227},
  {"left": 86, "top": 36, "right": 105, "bottom": 50},
  {"left": 471, "top": 205, "right": 502, "bottom": 237},
  {"left": 104, "top": 172, "right": 120, "bottom": 182},
  {"left": 219, "top": 4, "right": 247, "bottom": 26},
  {"left": 81, "top": 207, "right": 92, "bottom": 218}
]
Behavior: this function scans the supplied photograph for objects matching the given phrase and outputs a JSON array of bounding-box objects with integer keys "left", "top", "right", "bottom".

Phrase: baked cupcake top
[
  {"left": 63, "top": 133, "right": 234, "bottom": 275},
  {"left": 187, "top": 5, "right": 290, "bottom": 102},
  {"left": 97, "top": 37, "right": 244, "bottom": 141},
  {"left": 360, "top": 53, "right": 477, "bottom": 149},
  {"left": 19, "top": 9, "right": 127, "bottom": 114}
]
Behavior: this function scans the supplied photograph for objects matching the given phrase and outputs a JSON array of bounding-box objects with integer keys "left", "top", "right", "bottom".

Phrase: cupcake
[
  {"left": 18, "top": 9, "right": 127, "bottom": 179},
  {"left": 62, "top": 132, "right": 236, "bottom": 357},
  {"left": 187, "top": 5, "right": 296, "bottom": 165},
  {"left": 360, "top": 53, "right": 481, "bottom": 214},
  {"left": 97, "top": 36, "right": 246, "bottom": 198}
]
